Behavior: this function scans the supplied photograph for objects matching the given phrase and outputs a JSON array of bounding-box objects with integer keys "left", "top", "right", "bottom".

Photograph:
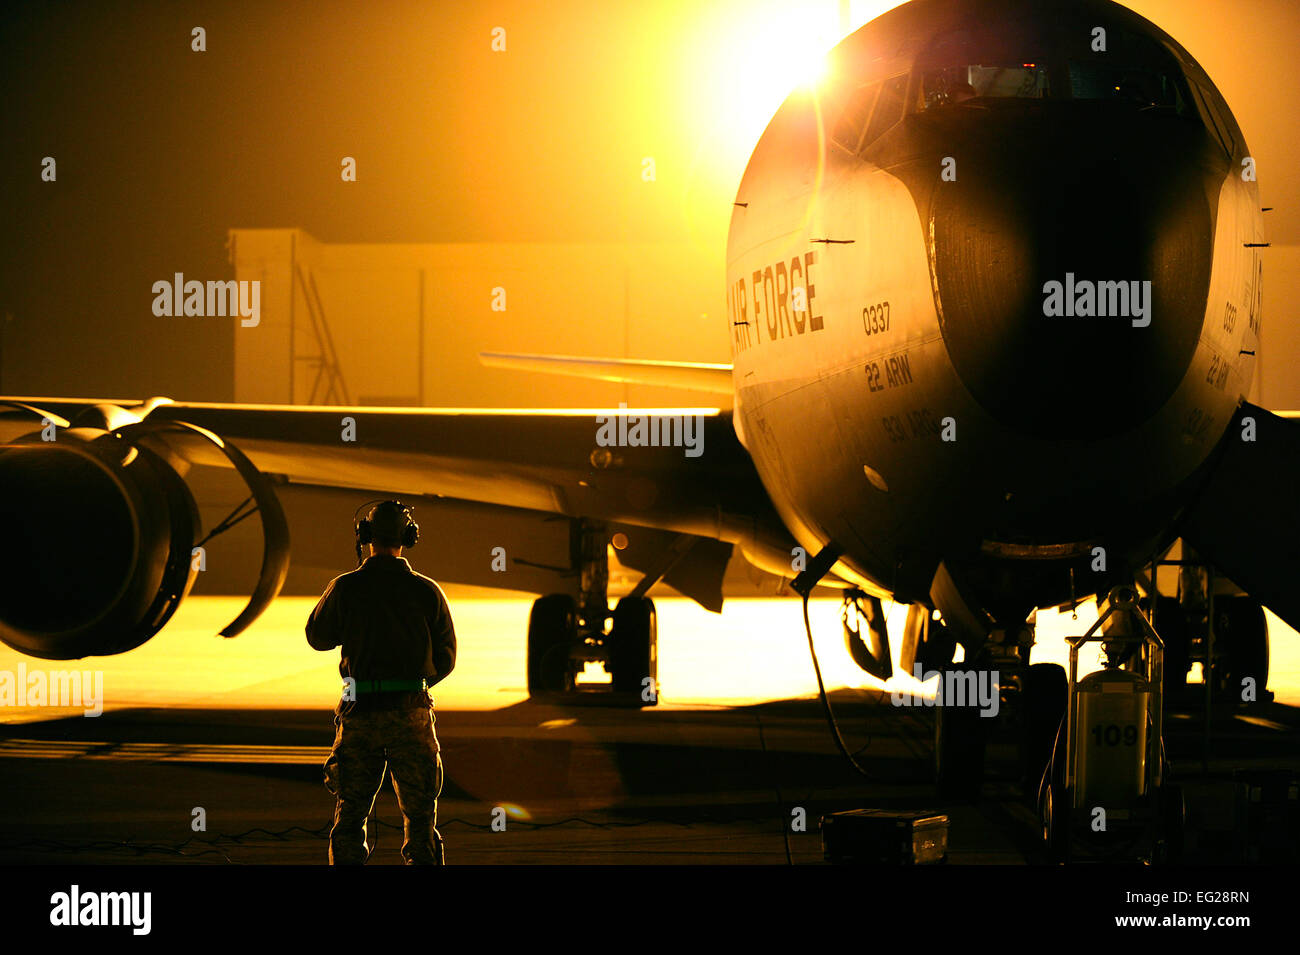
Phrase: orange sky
[{"left": 3, "top": 0, "right": 1298, "bottom": 403}]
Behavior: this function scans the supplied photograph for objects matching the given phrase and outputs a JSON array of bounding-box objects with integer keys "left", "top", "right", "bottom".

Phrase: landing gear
[
  {"left": 934, "top": 677, "right": 986, "bottom": 800},
  {"left": 610, "top": 596, "right": 657, "bottom": 700},
  {"left": 927, "top": 625, "right": 1024, "bottom": 802},
  {"left": 525, "top": 518, "right": 660, "bottom": 707},
  {"left": 1035, "top": 668, "right": 1072, "bottom": 862},
  {"left": 1021, "top": 662, "right": 1067, "bottom": 794},
  {"left": 1040, "top": 775, "right": 1071, "bottom": 863},
  {"left": 932, "top": 623, "right": 1033, "bottom": 801},
  {"left": 1145, "top": 595, "right": 1190, "bottom": 702},
  {"left": 1165, "top": 552, "right": 1272, "bottom": 703},
  {"left": 527, "top": 594, "right": 578, "bottom": 696},
  {"left": 1214, "top": 596, "right": 1269, "bottom": 703},
  {"left": 901, "top": 603, "right": 957, "bottom": 675},
  {"left": 526, "top": 592, "right": 659, "bottom": 705}
]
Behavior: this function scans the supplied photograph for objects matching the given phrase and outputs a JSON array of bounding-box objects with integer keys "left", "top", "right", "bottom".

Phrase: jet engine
[{"left": 0, "top": 401, "right": 288, "bottom": 660}]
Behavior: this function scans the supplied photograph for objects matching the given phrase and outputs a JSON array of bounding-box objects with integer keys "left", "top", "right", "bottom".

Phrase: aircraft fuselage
[{"left": 727, "top": 0, "right": 1264, "bottom": 622}]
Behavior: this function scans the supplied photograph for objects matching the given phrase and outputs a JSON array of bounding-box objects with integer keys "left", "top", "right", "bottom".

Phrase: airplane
[{"left": 1, "top": 0, "right": 1296, "bottom": 840}]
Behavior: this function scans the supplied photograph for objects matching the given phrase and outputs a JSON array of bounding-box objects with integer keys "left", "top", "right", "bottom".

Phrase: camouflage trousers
[{"left": 323, "top": 703, "right": 444, "bottom": 864}]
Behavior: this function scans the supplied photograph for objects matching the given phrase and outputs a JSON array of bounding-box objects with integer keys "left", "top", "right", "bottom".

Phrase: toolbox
[{"left": 821, "top": 808, "right": 949, "bottom": 865}]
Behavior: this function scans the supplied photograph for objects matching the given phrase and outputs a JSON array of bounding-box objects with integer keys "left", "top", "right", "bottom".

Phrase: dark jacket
[{"left": 306, "top": 555, "right": 457, "bottom": 710}]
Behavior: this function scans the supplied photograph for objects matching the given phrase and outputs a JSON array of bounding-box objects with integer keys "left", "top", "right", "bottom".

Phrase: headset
[{"left": 352, "top": 498, "right": 419, "bottom": 564}]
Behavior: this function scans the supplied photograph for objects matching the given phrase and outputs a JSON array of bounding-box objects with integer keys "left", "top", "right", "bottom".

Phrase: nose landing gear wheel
[
  {"left": 1037, "top": 708, "right": 1071, "bottom": 863},
  {"left": 1021, "top": 663, "right": 1067, "bottom": 793},
  {"left": 1040, "top": 779, "right": 1071, "bottom": 863},
  {"left": 1143, "top": 595, "right": 1190, "bottom": 702},
  {"left": 934, "top": 668, "right": 986, "bottom": 800}
]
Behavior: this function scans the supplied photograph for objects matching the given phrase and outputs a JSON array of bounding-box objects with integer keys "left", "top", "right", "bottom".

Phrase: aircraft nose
[{"left": 929, "top": 129, "right": 1213, "bottom": 437}]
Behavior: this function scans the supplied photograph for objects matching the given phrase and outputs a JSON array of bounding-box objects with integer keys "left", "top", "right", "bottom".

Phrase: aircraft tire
[
  {"left": 934, "top": 668, "right": 985, "bottom": 800},
  {"left": 1215, "top": 596, "right": 1269, "bottom": 703},
  {"left": 1041, "top": 780, "right": 1071, "bottom": 863},
  {"left": 1143, "top": 595, "right": 1190, "bottom": 701},
  {"left": 611, "top": 596, "right": 657, "bottom": 705},
  {"left": 1021, "top": 663, "right": 1066, "bottom": 794},
  {"left": 527, "top": 594, "right": 577, "bottom": 697}
]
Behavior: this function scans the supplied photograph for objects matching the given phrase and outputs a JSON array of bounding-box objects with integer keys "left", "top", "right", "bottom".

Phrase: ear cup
[
  {"left": 402, "top": 519, "right": 419, "bottom": 549},
  {"left": 356, "top": 519, "right": 373, "bottom": 546}
]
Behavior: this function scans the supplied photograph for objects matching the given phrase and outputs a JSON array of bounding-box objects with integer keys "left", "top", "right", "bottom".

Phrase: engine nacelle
[{"left": 0, "top": 427, "right": 200, "bottom": 659}]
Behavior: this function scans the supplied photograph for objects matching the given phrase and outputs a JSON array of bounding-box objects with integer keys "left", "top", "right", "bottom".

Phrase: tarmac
[
  {"left": 0, "top": 596, "right": 1297, "bottom": 865},
  {"left": 1, "top": 693, "right": 1297, "bottom": 864}
]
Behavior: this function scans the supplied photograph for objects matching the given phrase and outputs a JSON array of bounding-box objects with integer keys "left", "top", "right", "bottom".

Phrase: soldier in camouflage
[
  {"left": 307, "top": 500, "right": 457, "bottom": 865},
  {"left": 321, "top": 704, "right": 445, "bottom": 864}
]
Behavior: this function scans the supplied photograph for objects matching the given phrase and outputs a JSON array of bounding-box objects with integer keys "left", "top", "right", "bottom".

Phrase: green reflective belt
[{"left": 349, "top": 679, "right": 428, "bottom": 695}]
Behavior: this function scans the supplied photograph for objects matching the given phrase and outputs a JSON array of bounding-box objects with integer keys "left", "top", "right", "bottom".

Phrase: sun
[
  {"left": 678, "top": 1, "right": 905, "bottom": 186},
  {"left": 710, "top": 5, "right": 842, "bottom": 144}
]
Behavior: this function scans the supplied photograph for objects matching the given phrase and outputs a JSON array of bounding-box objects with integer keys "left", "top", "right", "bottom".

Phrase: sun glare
[
  {"left": 706, "top": 5, "right": 842, "bottom": 150},
  {"left": 676, "top": 0, "right": 905, "bottom": 211}
]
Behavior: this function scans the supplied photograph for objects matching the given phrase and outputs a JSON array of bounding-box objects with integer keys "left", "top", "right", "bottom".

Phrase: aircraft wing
[
  {"left": 0, "top": 396, "right": 799, "bottom": 656},
  {"left": 478, "top": 353, "right": 734, "bottom": 394},
  {"left": 0, "top": 396, "right": 797, "bottom": 547},
  {"left": 1180, "top": 401, "right": 1300, "bottom": 633}
]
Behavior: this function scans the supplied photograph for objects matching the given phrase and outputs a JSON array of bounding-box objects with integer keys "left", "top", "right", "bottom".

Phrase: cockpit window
[
  {"left": 1063, "top": 23, "right": 1193, "bottom": 114},
  {"left": 1191, "top": 83, "right": 1235, "bottom": 155},
  {"left": 831, "top": 82, "right": 879, "bottom": 152},
  {"left": 914, "top": 20, "right": 1196, "bottom": 117},
  {"left": 1065, "top": 27, "right": 1194, "bottom": 116},
  {"left": 922, "top": 63, "right": 1050, "bottom": 108},
  {"left": 917, "top": 20, "right": 1051, "bottom": 110},
  {"left": 829, "top": 73, "right": 908, "bottom": 153},
  {"left": 1067, "top": 60, "right": 1192, "bottom": 114},
  {"left": 862, "top": 74, "right": 909, "bottom": 145}
]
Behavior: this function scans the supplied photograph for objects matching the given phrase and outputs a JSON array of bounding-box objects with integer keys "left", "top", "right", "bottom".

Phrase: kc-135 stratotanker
[{"left": 2, "top": 0, "right": 1294, "bottom": 860}]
